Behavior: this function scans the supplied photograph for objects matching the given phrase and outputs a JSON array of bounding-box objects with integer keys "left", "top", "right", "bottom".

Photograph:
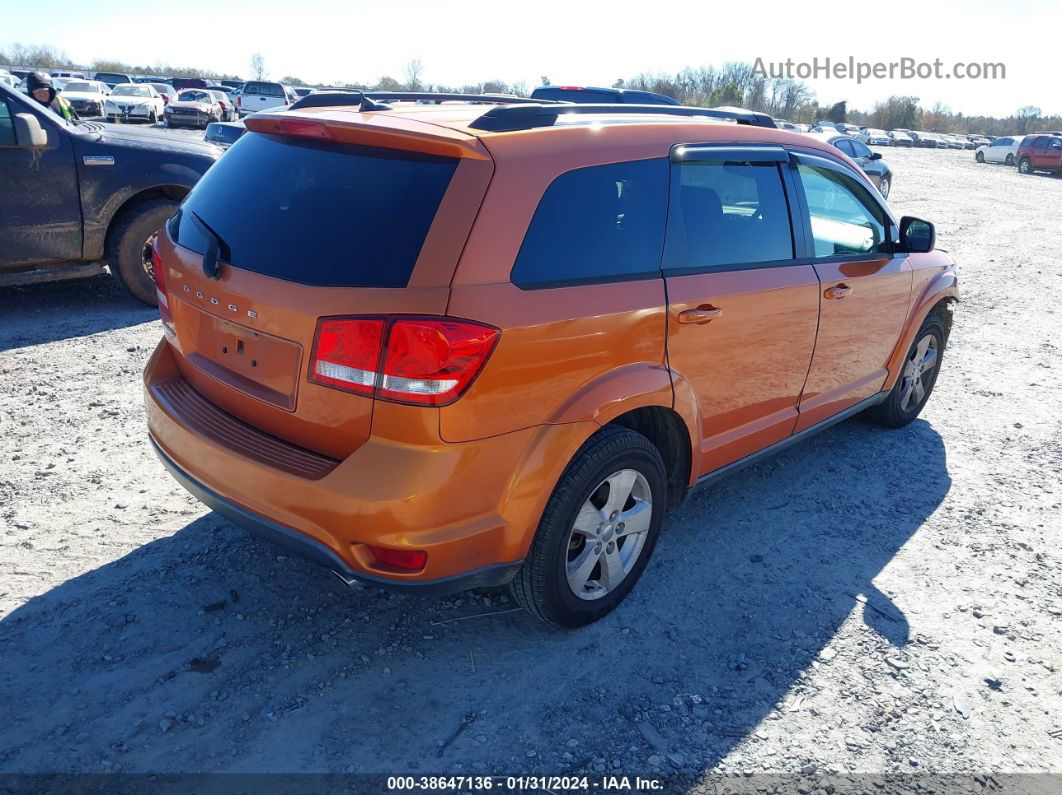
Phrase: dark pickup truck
[{"left": 1, "top": 83, "right": 220, "bottom": 304}]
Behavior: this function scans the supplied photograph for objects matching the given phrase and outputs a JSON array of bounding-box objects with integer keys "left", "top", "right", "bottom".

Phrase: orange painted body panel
[
  {"left": 795, "top": 255, "right": 913, "bottom": 431},
  {"left": 665, "top": 266, "right": 820, "bottom": 475},
  {"left": 442, "top": 280, "right": 668, "bottom": 442},
  {"left": 142, "top": 103, "right": 958, "bottom": 590}
]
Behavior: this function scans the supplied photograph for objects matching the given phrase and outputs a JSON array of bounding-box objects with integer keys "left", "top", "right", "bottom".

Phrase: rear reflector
[
  {"left": 308, "top": 316, "right": 498, "bottom": 406},
  {"left": 368, "top": 545, "right": 427, "bottom": 572}
]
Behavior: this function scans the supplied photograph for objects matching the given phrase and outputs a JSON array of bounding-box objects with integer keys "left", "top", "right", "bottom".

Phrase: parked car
[
  {"left": 887, "top": 130, "right": 914, "bottom": 147},
  {"left": 93, "top": 71, "right": 133, "bottom": 88},
  {"left": 56, "top": 79, "right": 110, "bottom": 117},
  {"left": 966, "top": 135, "right": 991, "bottom": 147},
  {"left": 942, "top": 135, "right": 965, "bottom": 150},
  {"left": 145, "top": 82, "right": 176, "bottom": 105},
  {"left": 219, "top": 79, "right": 244, "bottom": 90},
  {"left": 857, "top": 128, "right": 891, "bottom": 146},
  {"left": 104, "top": 83, "right": 165, "bottom": 124},
  {"left": 0, "top": 82, "right": 219, "bottom": 301},
  {"left": 142, "top": 96, "right": 955, "bottom": 627},
  {"left": 164, "top": 89, "right": 222, "bottom": 129},
  {"left": 204, "top": 119, "right": 246, "bottom": 149},
  {"left": 207, "top": 89, "right": 238, "bottom": 121},
  {"left": 530, "top": 85, "right": 681, "bottom": 105},
  {"left": 0, "top": 70, "right": 21, "bottom": 90},
  {"left": 1016, "top": 134, "right": 1062, "bottom": 175},
  {"left": 133, "top": 75, "right": 168, "bottom": 84},
  {"left": 50, "top": 70, "right": 86, "bottom": 79},
  {"left": 975, "top": 135, "right": 1023, "bottom": 165},
  {"left": 293, "top": 86, "right": 314, "bottom": 97},
  {"left": 237, "top": 80, "right": 296, "bottom": 116},
  {"left": 806, "top": 132, "right": 894, "bottom": 198},
  {"left": 170, "top": 77, "right": 210, "bottom": 91}
]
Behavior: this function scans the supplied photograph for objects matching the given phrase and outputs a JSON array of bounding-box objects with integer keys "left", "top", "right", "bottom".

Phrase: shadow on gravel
[
  {"left": 0, "top": 418, "right": 949, "bottom": 776},
  {"left": 0, "top": 275, "right": 155, "bottom": 352}
]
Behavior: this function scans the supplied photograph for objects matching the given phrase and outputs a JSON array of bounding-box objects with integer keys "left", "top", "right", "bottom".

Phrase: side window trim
[{"left": 789, "top": 150, "right": 899, "bottom": 258}]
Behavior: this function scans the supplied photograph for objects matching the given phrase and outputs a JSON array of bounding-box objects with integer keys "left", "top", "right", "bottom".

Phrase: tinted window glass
[
  {"left": 833, "top": 139, "right": 855, "bottom": 156},
  {"left": 850, "top": 140, "right": 872, "bottom": 158},
  {"left": 0, "top": 99, "right": 16, "bottom": 146},
  {"left": 797, "top": 164, "right": 888, "bottom": 257},
  {"left": 172, "top": 133, "right": 457, "bottom": 288},
  {"left": 511, "top": 159, "right": 667, "bottom": 287},
  {"left": 668, "top": 162, "right": 793, "bottom": 270}
]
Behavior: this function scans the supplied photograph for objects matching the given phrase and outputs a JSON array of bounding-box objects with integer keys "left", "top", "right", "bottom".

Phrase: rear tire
[
  {"left": 878, "top": 176, "right": 891, "bottom": 199},
  {"left": 106, "top": 198, "right": 179, "bottom": 305},
  {"left": 510, "top": 427, "right": 667, "bottom": 628},
  {"left": 865, "top": 315, "right": 946, "bottom": 428}
]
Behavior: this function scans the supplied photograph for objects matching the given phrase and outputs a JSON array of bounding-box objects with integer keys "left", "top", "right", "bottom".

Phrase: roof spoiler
[{"left": 467, "top": 104, "right": 778, "bottom": 133}]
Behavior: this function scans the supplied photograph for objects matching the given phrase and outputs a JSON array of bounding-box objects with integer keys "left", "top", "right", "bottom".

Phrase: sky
[{"left": 3, "top": 0, "right": 1059, "bottom": 118}]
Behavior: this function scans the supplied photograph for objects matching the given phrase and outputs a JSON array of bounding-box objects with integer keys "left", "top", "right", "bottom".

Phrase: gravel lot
[{"left": 1, "top": 143, "right": 1060, "bottom": 789}]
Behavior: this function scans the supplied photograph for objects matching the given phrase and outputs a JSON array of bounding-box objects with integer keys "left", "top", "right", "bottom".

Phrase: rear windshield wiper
[{"left": 188, "top": 210, "right": 231, "bottom": 279}]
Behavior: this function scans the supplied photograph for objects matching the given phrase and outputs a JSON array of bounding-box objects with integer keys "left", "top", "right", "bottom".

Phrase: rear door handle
[
  {"left": 824, "top": 284, "right": 853, "bottom": 299},
  {"left": 678, "top": 306, "right": 723, "bottom": 324}
]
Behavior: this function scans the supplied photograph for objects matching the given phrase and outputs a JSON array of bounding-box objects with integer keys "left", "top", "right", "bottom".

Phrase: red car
[{"left": 1016, "top": 134, "right": 1062, "bottom": 175}]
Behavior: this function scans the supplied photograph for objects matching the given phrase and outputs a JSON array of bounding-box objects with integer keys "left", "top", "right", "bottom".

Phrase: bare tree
[
  {"left": 405, "top": 58, "right": 424, "bottom": 91},
  {"left": 250, "top": 53, "right": 267, "bottom": 80}
]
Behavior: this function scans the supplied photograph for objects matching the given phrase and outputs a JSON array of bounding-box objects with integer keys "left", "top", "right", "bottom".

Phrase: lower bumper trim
[{"left": 150, "top": 438, "right": 522, "bottom": 595}]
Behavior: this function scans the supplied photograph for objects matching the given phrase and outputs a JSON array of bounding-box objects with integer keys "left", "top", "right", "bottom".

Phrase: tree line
[{"left": 4, "top": 43, "right": 1059, "bottom": 136}]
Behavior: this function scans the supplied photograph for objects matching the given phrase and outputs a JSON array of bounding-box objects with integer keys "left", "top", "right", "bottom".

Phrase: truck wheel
[
  {"left": 510, "top": 426, "right": 667, "bottom": 628},
  {"left": 106, "top": 198, "right": 179, "bottom": 305}
]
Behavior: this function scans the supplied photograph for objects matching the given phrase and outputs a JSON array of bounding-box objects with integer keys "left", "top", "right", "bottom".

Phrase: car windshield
[
  {"left": 62, "top": 81, "right": 96, "bottom": 93},
  {"left": 148, "top": 84, "right": 171, "bottom": 93},
  {"left": 179, "top": 91, "right": 211, "bottom": 102},
  {"left": 112, "top": 85, "right": 151, "bottom": 97}
]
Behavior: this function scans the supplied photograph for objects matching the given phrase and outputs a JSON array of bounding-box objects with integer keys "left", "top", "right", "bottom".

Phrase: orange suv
[{"left": 144, "top": 96, "right": 958, "bottom": 627}]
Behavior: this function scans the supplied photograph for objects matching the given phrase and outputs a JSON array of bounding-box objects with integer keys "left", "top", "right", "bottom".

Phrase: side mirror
[
  {"left": 869, "top": 151, "right": 883, "bottom": 160},
  {"left": 13, "top": 113, "right": 48, "bottom": 148},
  {"left": 900, "top": 216, "right": 935, "bottom": 253}
]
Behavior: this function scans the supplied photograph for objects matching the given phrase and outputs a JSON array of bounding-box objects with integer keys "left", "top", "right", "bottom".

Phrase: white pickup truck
[{"left": 237, "top": 81, "right": 297, "bottom": 116}]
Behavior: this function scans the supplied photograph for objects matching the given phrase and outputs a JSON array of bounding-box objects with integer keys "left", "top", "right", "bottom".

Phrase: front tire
[
  {"left": 1018, "top": 158, "right": 1032, "bottom": 174},
  {"left": 866, "top": 315, "right": 946, "bottom": 428},
  {"left": 106, "top": 198, "right": 179, "bottom": 305},
  {"left": 975, "top": 151, "right": 984, "bottom": 163},
  {"left": 510, "top": 427, "right": 667, "bottom": 628}
]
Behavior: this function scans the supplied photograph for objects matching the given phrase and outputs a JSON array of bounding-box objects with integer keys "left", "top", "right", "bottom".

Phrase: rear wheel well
[{"left": 607, "top": 406, "right": 691, "bottom": 509}]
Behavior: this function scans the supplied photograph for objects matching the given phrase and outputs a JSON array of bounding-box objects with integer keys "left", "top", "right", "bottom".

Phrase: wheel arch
[
  {"left": 86, "top": 184, "right": 190, "bottom": 259},
  {"left": 883, "top": 272, "right": 958, "bottom": 391}
]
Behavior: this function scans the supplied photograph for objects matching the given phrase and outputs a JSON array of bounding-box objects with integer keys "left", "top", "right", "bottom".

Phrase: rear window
[
  {"left": 246, "top": 81, "right": 284, "bottom": 97},
  {"left": 170, "top": 133, "right": 457, "bottom": 288},
  {"left": 511, "top": 159, "right": 668, "bottom": 288}
]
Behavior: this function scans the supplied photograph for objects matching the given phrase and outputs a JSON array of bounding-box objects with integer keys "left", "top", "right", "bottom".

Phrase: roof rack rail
[
  {"left": 467, "top": 103, "right": 777, "bottom": 132},
  {"left": 288, "top": 90, "right": 555, "bottom": 111}
]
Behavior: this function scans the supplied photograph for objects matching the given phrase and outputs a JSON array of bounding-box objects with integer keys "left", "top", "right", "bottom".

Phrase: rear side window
[
  {"left": 667, "top": 162, "right": 793, "bottom": 271},
  {"left": 171, "top": 133, "right": 457, "bottom": 288},
  {"left": 511, "top": 159, "right": 668, "bottom": 288}
]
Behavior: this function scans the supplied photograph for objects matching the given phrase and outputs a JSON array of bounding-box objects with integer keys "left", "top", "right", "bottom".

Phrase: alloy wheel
[
  {"left": 878, "top": 178, "right": 891, "bottom": 199},
  {"left": 899, "top": 333, "right": 938, "bottom": 412},
  {"left": 565, "top": 469, "right": 652, "bottom": 601}
]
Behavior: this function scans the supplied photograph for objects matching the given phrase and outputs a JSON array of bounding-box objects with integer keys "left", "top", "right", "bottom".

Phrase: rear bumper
[
  {"left": 142, "top": 339, "right": 583, "bottom": 593},
  {"left": 151, "top": 438, "right": 521, "bottom": 594}
]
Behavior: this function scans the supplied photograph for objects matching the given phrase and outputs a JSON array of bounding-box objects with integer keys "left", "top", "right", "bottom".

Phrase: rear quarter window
[
  {"left": 510, "top": 159, "right": 668, "bottom": 288},
  {"left": 171, "top": 133, "right": 457, "bottom": 288}
]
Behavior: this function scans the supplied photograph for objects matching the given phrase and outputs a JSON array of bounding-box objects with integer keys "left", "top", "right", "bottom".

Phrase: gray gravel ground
[{"left": 1, "top": 143, "right": 1061, "bottom": 790}]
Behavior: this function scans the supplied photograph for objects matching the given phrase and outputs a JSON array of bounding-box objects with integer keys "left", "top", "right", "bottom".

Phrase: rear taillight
[
  {"left": 309, "top": 316, "right": 499, "bottom": 407},
  {"left": 151, "top": 237, "right": 170, "bottom": 320},
  {"left": 152, "top": 237, "right": 179, "bottom": 347}
]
